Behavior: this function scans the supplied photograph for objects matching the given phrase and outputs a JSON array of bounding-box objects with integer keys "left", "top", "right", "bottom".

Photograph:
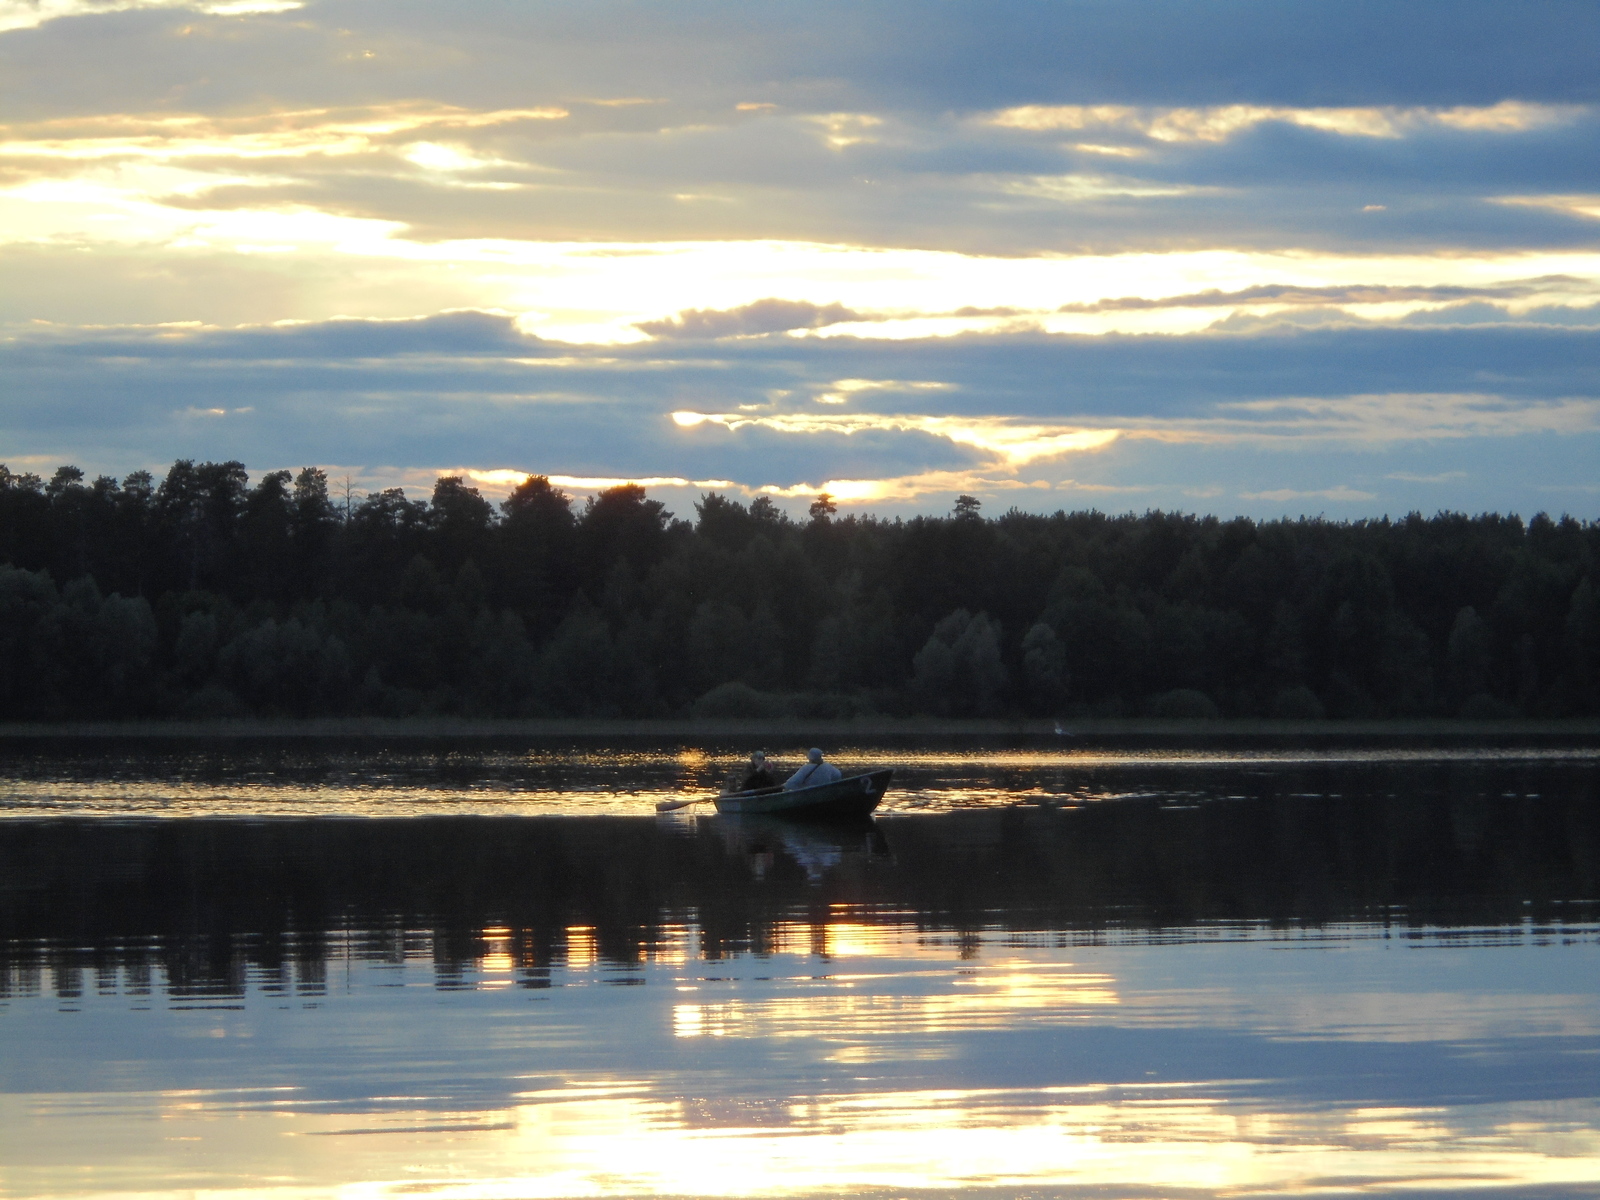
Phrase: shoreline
[{"left": 0, "top": 716, "right": 1598, "bottom": 742}]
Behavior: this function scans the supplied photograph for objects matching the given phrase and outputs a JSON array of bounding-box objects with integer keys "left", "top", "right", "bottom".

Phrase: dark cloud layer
[
  {"left": 8, "top": 1, "right": 1597, "bottom": 119},
  {"left": 636, "top": 299, "right": 862, "bottom": 339},
  {"left": 7, "top": 311, "right": 1597, "bottom": 437},
  {"left": 1057, "top": 279, "right": 1586, "bottom": 314},
  {"left": 3, "top": 311, "right": 1596, "bottom": 518},
  {"left": 4, "top": 4, "right": 1598, "bottom": 269}
]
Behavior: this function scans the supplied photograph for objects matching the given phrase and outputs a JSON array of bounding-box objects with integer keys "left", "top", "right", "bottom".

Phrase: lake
[{"left": 1, "top": 739, "right": 1598, "bottom": 1198}]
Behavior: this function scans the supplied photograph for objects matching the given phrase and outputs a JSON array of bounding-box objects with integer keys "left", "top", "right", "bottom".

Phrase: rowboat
[{"left": 714, "top": 768, "right": 893, "bottom": 820}]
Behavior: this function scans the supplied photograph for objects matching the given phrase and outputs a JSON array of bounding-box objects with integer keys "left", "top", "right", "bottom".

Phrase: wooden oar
[
  {"left": 655, "top": 795, "right": 713, "bottom": 813},
  {"left": 657, "top": 781, "right": 783, "bottom": 813}
]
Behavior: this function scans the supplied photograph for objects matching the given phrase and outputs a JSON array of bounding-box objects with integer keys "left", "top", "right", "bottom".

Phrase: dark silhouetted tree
[
  {"left": 578, "top": 485, "right": 671, "bottom": 591},
  {"left": 499, "top": 474, "right": 576, "bottom": 633}
]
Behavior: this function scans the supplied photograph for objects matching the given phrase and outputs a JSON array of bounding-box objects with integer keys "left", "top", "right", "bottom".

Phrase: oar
[
  {"left": 658, "top": 776, "right": 786, "bottom": 812},
  {"left": 656, "top": 795, "right": 714, "bottom": 813}
]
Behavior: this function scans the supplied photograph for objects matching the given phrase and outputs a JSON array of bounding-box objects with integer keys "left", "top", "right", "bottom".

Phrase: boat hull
[{"left": 713, "top": 769, "right": 893, "bottom": 819}]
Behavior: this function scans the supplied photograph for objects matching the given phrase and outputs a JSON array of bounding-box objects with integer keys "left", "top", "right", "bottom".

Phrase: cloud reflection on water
[
  {"left": 1, "top": 746, "right": 1598, "bottom": 1197},
  {"left": 4, "top": 930, "right": 1600, "bottom": 1197}
]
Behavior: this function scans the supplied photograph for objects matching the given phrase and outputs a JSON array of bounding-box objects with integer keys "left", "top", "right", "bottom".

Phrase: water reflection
[
  {"left": 0, "top": 737, "right": 1594, "bottom": 818},
  {"left": 715, "top": 815, "right": 890, "bottom": 882},
  {"left": 1, "top": 749, "right": 1599, "bottom": 1197}
]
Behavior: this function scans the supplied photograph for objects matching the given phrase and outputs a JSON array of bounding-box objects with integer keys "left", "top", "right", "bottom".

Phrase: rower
[
  {"left": 737, "top": 750, "right": 778, "bottom": 792},
  {"left": 784, "top": 747, "right": 842, "bottom": 790}
]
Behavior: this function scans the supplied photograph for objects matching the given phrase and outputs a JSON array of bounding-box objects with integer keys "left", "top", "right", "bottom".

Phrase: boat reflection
[{"left": 713, "top": 814, "right": 890, "bottom": 881}]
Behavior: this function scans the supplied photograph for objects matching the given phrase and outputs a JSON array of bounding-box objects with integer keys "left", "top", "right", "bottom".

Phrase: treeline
[{"left": 1, "top": 459, "right": 1597, "bottom": 721}]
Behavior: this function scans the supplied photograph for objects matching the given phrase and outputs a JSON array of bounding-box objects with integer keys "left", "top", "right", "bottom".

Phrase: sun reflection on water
[
  {"left": 11, "top": 912, "right": 1596, "bottom": 1196},
  {"left": 7, "top": 1087, "right": 1598, "bottom": 1198},
  {"left": 0, "top": 743, "right": 1589, "bottom": 819},
  {"left": 2, "top": 749, "right": 1599, "bottom": 1197}
]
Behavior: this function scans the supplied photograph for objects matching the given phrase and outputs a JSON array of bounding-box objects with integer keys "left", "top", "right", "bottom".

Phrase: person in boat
[
  {"left": 784, "top": 747, "right": 842, "bottom": 790},
  {"left": 736, "top": 750, "right": 778, "bottom": 792}
]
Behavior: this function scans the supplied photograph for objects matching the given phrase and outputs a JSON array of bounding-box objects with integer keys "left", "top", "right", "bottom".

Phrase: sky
[{"left": 2, "top": 0, "right": 1598, "bottom": 519}]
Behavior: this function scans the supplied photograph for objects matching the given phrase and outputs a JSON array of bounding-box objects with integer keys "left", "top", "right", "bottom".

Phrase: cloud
[
  {"left": 1056, "top": 278, "right": 1585, "bottom": 313},
  {"left": 389, "top": 466, "right": 1139, "bottom": 510},
  {"left": 1386, "top": 470, "right": 1468, "bottom": 483},
  {"left": 4, "top": 312, "right": 1598, "bottom": 519},
  {"left": 0, "top": 0, "right": 299, "bottom": 33},
  {"left": 1204, "top": 393, "right": 1600, "bottom": 444},
  {"left": 636, "top": 298, "right": 864, "bottom": 339},
  {"left": 813, "top": 378, "right": 953, "bottom": 404},
  {"left": 14, "top": 2, "right": 1593, "bottom": 112},
  {"left": 11, "top": 309, "right": 539, "bottom": 358},
  {"left": 4, "top": 4, "right": 1600, "bottom": 518},
  {"left": 1399, "top": 301, "right": 1600, "bottom": 328},
  {"left": 755, "top": 469, "right": 1060, "bottom": 505},
  {"left": 439, "top": 469, "right": 737, "bottom": 501},
  {"left": 13, "top": 313, "right": 1598, "bottom": 402},
  {"left": 672, "top": 411, "right": 1121, "bottom": 468},
  {"left": 1206, "top": 307, "right": 1376, "bottom": 333},
  {"left": 0, "top": 102, "right": 569, "bottom": 162},
  {"left": 6, "top": 93, "right": 1600, "bottom": 276},
  {"left": 987, "top": 101, "right": 1583, "bottom": 143},
  {"left": 1238, "top": 486, "right": 1377, "bottom": 502},
  {"left": 1494, "top": 194, "right": 1600, "bottom": 221}
]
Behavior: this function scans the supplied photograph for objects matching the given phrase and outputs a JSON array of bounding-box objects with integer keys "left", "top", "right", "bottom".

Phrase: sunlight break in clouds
[
  {"left": 1496, "top": 195, "right": 1600, "bottom": 222},
  {"left": 5, "top": 94, "right": 1600, "bottom": 342},
  {"left": 0, "top": 104, "right": 569, "bottom": 162},
  {"left": 456, "top": 469, "right": 737, "bottom": 496},
  {"left": 419, "top": 391, "right": 1600, "bottom": 509},
  {"left": 672, "top": 412, "right": 1122, "bottom": 469},
  {"left": 0, "top": 0, "right": 298, "bottom": 33},
  {"left": 2, "top": 4, "right": 1597, "bottom": 518},
  {"left": 755, "top": 471, "right": 1125, "bottom": 505},
  {"left": 405, "top": 467, "right": 1060, "bottom": 508},
  {"left": 674, "top": 394, "right": 1600, "bottom": 460}
]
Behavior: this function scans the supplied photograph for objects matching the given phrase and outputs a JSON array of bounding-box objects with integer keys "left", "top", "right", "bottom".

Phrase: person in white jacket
[{"left": 785, "top": 747, "right": 842, "bottom": 790}]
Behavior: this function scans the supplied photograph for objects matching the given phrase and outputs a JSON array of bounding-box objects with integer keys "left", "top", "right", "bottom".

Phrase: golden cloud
[
  {"left": 0, "top": 103, "right": 568, "bottom": 164},
  {"left": 806, "top": 113, "right": 884, "bottom": 149},
  {"left": 1493, "top": 194, "right": 1600, "bottom": 222},
  {"left": 987, "top": 101, "right": 1584, "bottom": 143},
  {"left": 1238, "top": 486, "right": 1377, "bottom": 502},
  {"left": 755, "top": 471, "right": 1056, "bottom": 504},
  {"left": 675, "top": 393, "right": 1600, "bottom": 477}
]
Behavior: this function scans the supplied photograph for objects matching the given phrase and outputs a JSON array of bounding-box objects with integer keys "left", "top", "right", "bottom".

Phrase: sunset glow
[{"left": 1, "top": 1, "right": 1595, "bottom": 514}]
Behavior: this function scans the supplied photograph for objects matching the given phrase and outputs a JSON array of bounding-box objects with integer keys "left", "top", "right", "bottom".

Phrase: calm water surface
[{"left": 1, "top": 741, "right": 1597, "bottom": 1199}]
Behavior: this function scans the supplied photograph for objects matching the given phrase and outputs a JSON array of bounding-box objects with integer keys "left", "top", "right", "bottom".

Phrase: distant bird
[{"left": 1054, "top": 721, "right": 1073, "bottom": 737}]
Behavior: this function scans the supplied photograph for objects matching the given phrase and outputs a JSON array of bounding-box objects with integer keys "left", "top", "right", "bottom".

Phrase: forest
[{"left": 0, "top": 459, "right": 1597, "bottom": 721}]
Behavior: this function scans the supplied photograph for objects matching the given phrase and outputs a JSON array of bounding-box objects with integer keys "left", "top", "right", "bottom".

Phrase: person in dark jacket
[{"left": 736, "top": 750, "right": 778, "bottom": 792}]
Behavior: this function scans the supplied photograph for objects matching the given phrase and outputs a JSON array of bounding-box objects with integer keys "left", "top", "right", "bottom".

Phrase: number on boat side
[{"left": 860, "top": 775, "right": 873, "bottom": 792}]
